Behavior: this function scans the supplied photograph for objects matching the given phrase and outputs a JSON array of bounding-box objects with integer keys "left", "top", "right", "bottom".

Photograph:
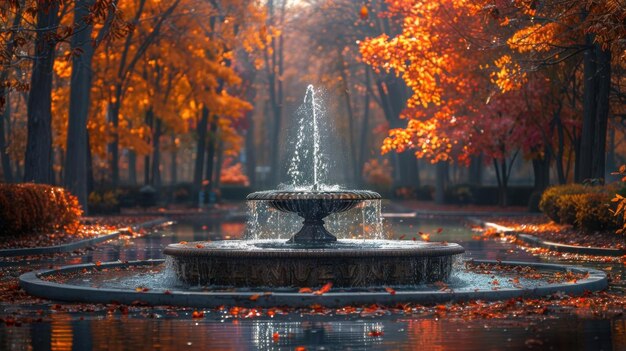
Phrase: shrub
[
  {"left": 0, "top": 183, "right": 82, "bottom": 236},
  {"left": 575, "top": 192, "right": 621, "bottom": 231},
  {"left": 539, "top": 184, "right": 588, "bottom": 223},
  {"left": 556, "top": 194, "right": 583, "bottom": 226}
]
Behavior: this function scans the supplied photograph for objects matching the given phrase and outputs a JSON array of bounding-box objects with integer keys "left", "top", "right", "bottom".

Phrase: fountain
[
  {"left": 164, "top": 85, "right": 464, "bottom": 287},
  {"left": 18, "top": 85, "right": 608, "bottom": 308}
]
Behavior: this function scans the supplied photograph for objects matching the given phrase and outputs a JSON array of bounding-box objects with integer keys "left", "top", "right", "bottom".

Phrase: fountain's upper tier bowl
[{"left": 246, "top": 190, "right": 381, "bottom": 216}]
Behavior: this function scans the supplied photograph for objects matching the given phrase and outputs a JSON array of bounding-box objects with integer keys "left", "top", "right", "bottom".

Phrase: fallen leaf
[
  {"left": 314, "top": 282, "right": 333, "bottom": 295},
  {"left": 192, "top": 310, "right": 204, "bottom": 318}
]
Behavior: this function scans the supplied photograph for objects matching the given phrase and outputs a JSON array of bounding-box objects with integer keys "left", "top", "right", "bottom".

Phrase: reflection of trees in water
[
  {"left": 252, "top": 320, "right": 385, "bottom": 349},
  {"left": 89, "top": 319, "right": 246, "bottom": 350},
  {"left": 613, "top": 319, "right": 626, "bottom": 350}
]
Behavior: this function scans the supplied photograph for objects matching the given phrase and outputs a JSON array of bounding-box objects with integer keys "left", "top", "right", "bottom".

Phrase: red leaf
[
  {"left": 314, "top": 282, "right": 333, "bottom": 295},
  {"left": 192, "top": 310, "right": 204, "bottom": 318}
]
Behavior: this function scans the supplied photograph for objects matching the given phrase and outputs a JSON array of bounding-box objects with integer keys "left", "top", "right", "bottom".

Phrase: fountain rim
[
  {"left": 19, "top": 259, "right": 609, "bottom": 308},
  {"left": 163, "top": 240, "right": 464, "bottom": 258},
  {"left": 246, "top": 190, "right": 382, "bottom": 201}
]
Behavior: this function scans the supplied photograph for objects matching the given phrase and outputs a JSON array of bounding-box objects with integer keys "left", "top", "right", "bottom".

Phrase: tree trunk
[
  {"left": 606, "top": 122, "right": 616, "bottom": 179},
  {"left": 493, "top": 159, "right": 508, "bottom": 207},
  {"left": 194, "top": 107, "right": 208, "bottom": 191},
  {"left": 214, "top": 140, "right": 224, "bottom": 190},
  {"left": 358, "top": 68, "right": 371, "bottom": 186},
  {"left": 205, "top": 116, "right": 218, "bottom": 191},
  {"left": 468, "top": 154, "right": 483, "bottom": 185},
  {"left": 87, "top": 132, "right": 94, "bottom": 195},
  {"left": 151, "top": 118, "right": 162, "bottom": 189},
  {"left": 532, "top": 155, "right": 551, "bottom": 192},
  {"left": 265, "top": 0, "right": 285, "bottom": 185},
  {"left": 245, "top": 118, "right": 256, "bottom": 187},
  {"left": 578, "top": 37, "right": 598, "bottom": 182},
  {"left": 128, "top": 150, "right": 137, "bottom": 185},
  {"left": 24, "top": 2, "right": 60, "bottom": 184},
  {"left": 108, "top": 102, "right": 121, "bottom": 185},
  {"left": 170, "top": 134, "right": 177, "bottom": 185},
  {"left": 0, "top": 94, "right": 13, "bottom": 182},
  {"left": 338, "top": 52, "right": 358, "bottom": 183},
  {"left": 554, "top": 114, "right": 566, "bottom": 184},
  {"left": 0, "top": 3, "right": 23, "bottom": 183},
  {"left": 64, "top": 0, "right": 95, "bottom": 210},
  {"left": 143, "top": 109, "right": 153, "bottom": 186},
  {"left": 591, "top": 46, "right": 610, "bottom": 181}
]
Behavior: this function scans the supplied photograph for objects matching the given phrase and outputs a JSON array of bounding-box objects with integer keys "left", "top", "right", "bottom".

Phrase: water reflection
[
  {"left": 2, "top": 314, "right": 624, "bottom": 350},
  {"left": 2, "top": 217, "right": 625, "bottom": 350}
]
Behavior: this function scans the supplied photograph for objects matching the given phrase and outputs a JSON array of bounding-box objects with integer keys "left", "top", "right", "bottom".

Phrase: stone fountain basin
[
  {"left": 19, "top": 259, "right": 608, "bottom": 308},
  {"left": 247, "top": 190, "right": 381, "bottom": 215},
  {"left": 163, "top": 239, "right": 464, "bottom": 287},
  {"left": 247, "top": 190, "right": 382, "bottom": 243}
]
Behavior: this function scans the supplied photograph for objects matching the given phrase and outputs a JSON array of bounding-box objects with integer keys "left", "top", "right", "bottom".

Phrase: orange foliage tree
[{"left": 359, "top": 0, "right": 585, "bottom": 205}]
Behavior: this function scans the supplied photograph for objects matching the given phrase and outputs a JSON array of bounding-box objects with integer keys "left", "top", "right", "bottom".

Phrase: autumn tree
[
  {"left": 487, "top": 0, "right": 626, "bottom": 182},
  {"left": 359, "top": 0, "right": 577, "bottom": 205}
]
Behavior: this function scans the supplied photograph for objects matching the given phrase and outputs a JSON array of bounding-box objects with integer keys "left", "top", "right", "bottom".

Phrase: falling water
[
  {"left": 247, "top": 85, "right": 384, "bottom": 240},
  {"left": 286, "top": 85, "right": 331, "bottom": 190},
  {"left": 307, "top": 85, "right": 321, "bottom": 190}
]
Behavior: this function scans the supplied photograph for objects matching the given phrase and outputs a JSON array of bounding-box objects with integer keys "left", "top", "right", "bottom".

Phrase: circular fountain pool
[
  {"left": 164, "top": 239, "right": 464, "bottom": 287},
  {"left": 19, "top": 259, "right": 608, "bottom": 308}
]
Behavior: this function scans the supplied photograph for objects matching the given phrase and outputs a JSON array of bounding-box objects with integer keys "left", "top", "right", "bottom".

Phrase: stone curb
[
  {"left": 19, "top": 259, "right": 607, "bottom": 308},
  {"left": 416, "top": 210, "right": 538, "bottom": 217},
  {"left": 468, "top": 217, "right": 626, "bottom": 257},
  {"left": 0, "top": 218, "right": 171, "bottom": 258}
]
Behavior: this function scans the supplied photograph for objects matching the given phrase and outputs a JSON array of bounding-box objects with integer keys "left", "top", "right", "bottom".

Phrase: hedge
[
  {"left": 539, "top": 184, "right": 621, "bottom": 232},
  {"left": 0, "top": 183, "right": 82, "bottom": 236}
]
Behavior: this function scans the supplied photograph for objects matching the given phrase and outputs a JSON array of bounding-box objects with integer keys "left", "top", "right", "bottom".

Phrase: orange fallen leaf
[
  {"left": 179, "top": 241, "right": 188, "bottom": 245},
  {"left": 314, "top": 282, "right": 333, "bottom": 295},
  {"left": 192, "top": 310, "right": 204, "bottom": 318},
  {"left": 95, "top": 261, "right": 102, "bottom": 267},
  {"left": 249, "top": 294, "right": 260, "bottom": 301},
  {"left": 272, "top": 332, "right": 280, "bottom": 341},
  {"left": 420, "top": 233, "right": 430, "bottom": 241},
  {"left": 398, "top": 234, "right": 406, "bottom": 240},
  {"left": 384, "top": 287, "right": 396, "bottom": 295},
  {"left": 299, "top": 287, "right": 313, "bottom": 293},
  {"left": 196, "top": 244, "right": 204, "bottom": 248}
]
